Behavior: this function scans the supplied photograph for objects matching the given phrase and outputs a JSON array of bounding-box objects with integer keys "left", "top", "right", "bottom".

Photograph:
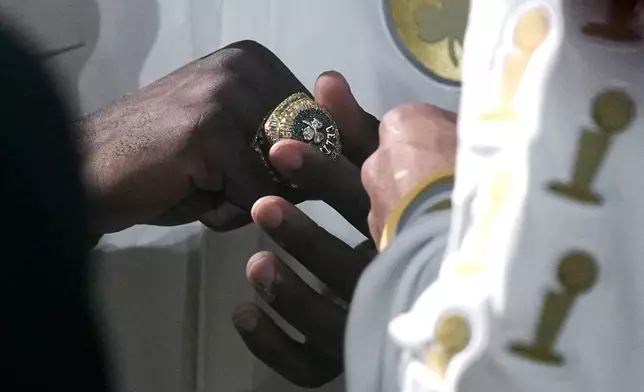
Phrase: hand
[
  {"left": 78, "top": 40, "right": 308, "bottom": 234},
  {"left": 234, "top": 202, "right": 376, "bottom": 388},
  {"left": 232, "top": 71, "right": 379, "bottom": 387},
  {"left": 361, "top": 103, "right": 457, "bottom": 243}
]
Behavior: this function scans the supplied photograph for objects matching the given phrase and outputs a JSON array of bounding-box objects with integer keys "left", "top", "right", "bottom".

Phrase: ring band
[{"left": 252, "top": 92, "right": 342, "bottom": 184}]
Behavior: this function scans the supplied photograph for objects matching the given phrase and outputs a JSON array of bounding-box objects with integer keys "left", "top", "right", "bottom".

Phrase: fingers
[
  {"left": 354, "top": 238, "right": 378, "bottom": 259},
  {"left": 361, "top": 103, "right": 457, "bottom": 243},
  {"left": 205, "top": 41, "right": 310, "bottom": 138},
  {"left": 314, "top": 71, "right": 379, "bottom": 166},
  {"left": 194, "top": 40, "right": 311, "bottom": 153},
  {"left": 207, "top": 72, "right": 276, "bottom": 141},
  {"left": 232, "top": 303, "right": 341, "bottom": 388},
  {"left": 193, "top": 40, "right": 302, "bottom": 105},
  {"left": 199, "top": 200, "right": 253, "bottom": 231},
  {"left": 146, "top": 190, "right": 216, "bottom": 227},
  {"left": 222, "top": 143, "right": 280, "bottom": 210},
  {"left": 265, "top": 71, "right": 379, "bottom": 237},
  {"left": 269, "top": 140, "right": 371, "bottom": 236},
  {"left": 148, "top": 186, "right": 254, "bottom": 231},
  {"left": 226, "top": 40, "right": 309, "bottom": 102},
  {"left": 245, "top": 251, "right": 347, "bottom": 359},
  {"left": 252, "top": 196, "right": 370, "bottom": 300},
  {"left": 188, "top": 42, "right": 312, "bottom": 228},
  {"left": 202, "top": 111, "right": 280, "bottom": 211}
]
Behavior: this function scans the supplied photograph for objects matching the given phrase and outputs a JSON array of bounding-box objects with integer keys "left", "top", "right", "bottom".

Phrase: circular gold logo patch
[{"left": 385, "top": 0, "right": 469, "bottom": 85}]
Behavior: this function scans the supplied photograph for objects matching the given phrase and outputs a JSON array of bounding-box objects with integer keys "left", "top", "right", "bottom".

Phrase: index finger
[{"left": 314, "top": 71, "right": 380, "bottom": 166}]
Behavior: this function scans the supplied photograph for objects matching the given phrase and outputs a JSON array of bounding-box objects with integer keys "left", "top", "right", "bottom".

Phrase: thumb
[{"left": 314, "top": 71, "right": 379, "bottom": 166}]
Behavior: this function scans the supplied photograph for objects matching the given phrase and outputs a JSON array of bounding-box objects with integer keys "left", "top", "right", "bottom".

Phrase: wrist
[{"left": 379, "top": 170, "right": 454, "bottom": 250}]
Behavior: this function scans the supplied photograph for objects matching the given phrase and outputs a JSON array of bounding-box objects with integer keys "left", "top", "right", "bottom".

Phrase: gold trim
[
  {"left": 262, "top": 93, "right": 311, "bottom": 144},
  {"left": 379, "top": 170, "right": 455, "bottom": 251}
]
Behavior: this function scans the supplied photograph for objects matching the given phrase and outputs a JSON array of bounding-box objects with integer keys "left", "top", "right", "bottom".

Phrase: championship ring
[{"left": 252, "top": 92, "right": 342, "bottom": 184}]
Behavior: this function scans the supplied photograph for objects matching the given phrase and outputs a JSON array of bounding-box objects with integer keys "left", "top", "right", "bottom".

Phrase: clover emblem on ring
[{"left": 302, "top": 118, "right": 327, "bottom": 145}]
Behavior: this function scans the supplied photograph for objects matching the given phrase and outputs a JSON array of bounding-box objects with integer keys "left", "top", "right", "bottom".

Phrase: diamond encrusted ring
[{"left": 251, "top": 92, "right": 342, "bottom": 184}]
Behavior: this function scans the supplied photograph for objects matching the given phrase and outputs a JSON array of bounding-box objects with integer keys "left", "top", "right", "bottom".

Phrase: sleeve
[
  {"left": 345, "top": 177, "right": 453, "bottom": 392},
  {"left": 379, "top": 171, "right": 455, "bottom": 250},
  {"left": 348, "top": 1, "right": 644, "bottom": 391}
]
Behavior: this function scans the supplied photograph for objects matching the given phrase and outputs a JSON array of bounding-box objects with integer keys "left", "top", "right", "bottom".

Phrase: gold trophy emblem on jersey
[
  {"left": 548, "top": 90, "right": 635, "bottom": 205},
  {"left": 427, "top": 313, "right": 471, "bottom": 378},
  {"left": 455, "top": 169, "right": 513, "bottom": 275},
  {"left": 510, "top": 251, "right": 599, "bottom": 365},
  {"left": 480, "top": 9, "right": 550, "bottom": 122}
]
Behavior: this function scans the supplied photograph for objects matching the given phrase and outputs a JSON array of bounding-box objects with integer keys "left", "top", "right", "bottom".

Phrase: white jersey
[{"left": 387, "top": 1, "right": 644, "bottom": 391}]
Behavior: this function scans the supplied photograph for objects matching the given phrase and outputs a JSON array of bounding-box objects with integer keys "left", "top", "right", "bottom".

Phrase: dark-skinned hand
[
  {"left": 78, "top": 40, "right": 310, "bottom": 235},
  {"left": 232, "top": 71, "right": 379, "bottom": 388}
]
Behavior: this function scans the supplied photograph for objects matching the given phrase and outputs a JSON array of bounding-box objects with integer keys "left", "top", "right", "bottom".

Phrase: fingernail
[
  {"left": 248, "top": 253, "right": 277, "bottom": 302},
  {"left": 232, "top": 304, "right": 259, "bottom": 331}
]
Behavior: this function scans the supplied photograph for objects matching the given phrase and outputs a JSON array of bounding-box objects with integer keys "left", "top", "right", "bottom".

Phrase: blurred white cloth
[
  {"left": 0, "top": 0, "right": 459, "bottom": 391},
  {"left": 389, "top": 1, "right": 644, "bottom": 392}
]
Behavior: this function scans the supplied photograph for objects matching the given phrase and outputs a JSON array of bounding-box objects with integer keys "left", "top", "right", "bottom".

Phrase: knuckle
[
  {"left": 381, "top": 102, "right": 455, "bottom": 130},
  {"left": 218, "top": 40, "right": 276, "bottom": 69},
  {"left": 226, "top": 39, "right": 269, "bottom": 55},
  {"left": 360, "top": 153, "right": 378, "bottom": 192},
  {"left": 418, "top": 102, "right": 456, "bottom": 120},
  {"left": 190, "top": 72, "right": 231, "bottom": 103},
  {"left": 381, "top": 103, "right": 421, "bottom": 127},
  {"left": 379, "top": 103, "right": 457, "bottom": 148},
  {"left": 379, "top": 107, "right": 400, "bottom": 131}
]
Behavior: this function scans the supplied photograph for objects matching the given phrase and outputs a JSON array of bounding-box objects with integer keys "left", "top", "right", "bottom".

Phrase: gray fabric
[
  {"left": 382, "top": 225, "right": 449, "bottom": 391},
  {"left": 345, "top": 210, "right": 450, "bottom": 392},
  {"left": 398, "top": 182, "right": 453, "bottom": 234}
]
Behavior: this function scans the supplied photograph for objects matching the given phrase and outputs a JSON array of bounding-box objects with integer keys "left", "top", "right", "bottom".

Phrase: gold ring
[{"left": 252, "top": 92, "right": 342, "bottom": 184}]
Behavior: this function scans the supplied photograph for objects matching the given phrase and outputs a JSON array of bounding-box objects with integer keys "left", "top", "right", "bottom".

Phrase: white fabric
[
  {"left": 390, "top": 1, "right": 644, "bottom": 391},
  {"left": 0, "top": 0, "right": 459, "bottom": 391}
]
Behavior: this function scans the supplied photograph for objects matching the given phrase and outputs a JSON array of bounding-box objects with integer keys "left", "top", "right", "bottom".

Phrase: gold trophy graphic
[
  {"left": 510, "top": 251, "right": 599, "bottom": 365},
  {"left": 549, "top": 90, "right": 635, "bottom": 205},
  {"left": 427, "top": 314, "right": 471, "bottom": 378},
  {"left": 455, "top": 169, "right": 513, "bottom": 275},
  {"left": 480, "top": 9, "right": 550, "bottom": 122}
]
